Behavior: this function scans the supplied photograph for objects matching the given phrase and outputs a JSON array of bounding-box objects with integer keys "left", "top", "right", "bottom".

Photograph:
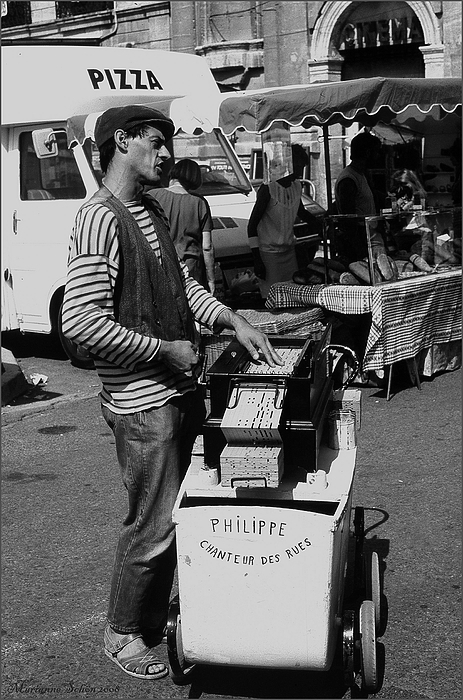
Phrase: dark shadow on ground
[
  {"left": 188, "top": 658, "right": 348, "bottom": 699},
  {"left": 2, "top": 330, "right": 67, "bottom": 361},
  {"left": 4, "top": 384, "right": 62, "bottom": 407}
]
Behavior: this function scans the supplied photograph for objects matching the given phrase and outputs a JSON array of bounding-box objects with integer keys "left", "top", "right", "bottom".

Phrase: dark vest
[{"left": 86, "top": 186, "right": 196, "bottom": 344}]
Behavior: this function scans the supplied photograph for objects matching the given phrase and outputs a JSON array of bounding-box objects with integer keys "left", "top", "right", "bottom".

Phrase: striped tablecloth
[{"left": 265, "top": 270, "right": 462, "bottom": 373}]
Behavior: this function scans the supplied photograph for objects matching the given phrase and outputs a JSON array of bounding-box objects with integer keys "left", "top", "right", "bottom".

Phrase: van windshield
[
  {"left": 86, "top": 128, "right": 252, "bottom": 195},
  {"left": 171, "top": 129, "right": 252, "bottom": 196}
]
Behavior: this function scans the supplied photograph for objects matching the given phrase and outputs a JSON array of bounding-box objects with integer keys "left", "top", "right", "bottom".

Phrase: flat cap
[{"left": 94, "top": 105, "right": 175, "bottom": 148}]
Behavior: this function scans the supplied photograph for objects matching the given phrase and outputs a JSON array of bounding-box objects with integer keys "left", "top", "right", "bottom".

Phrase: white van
[{"left": 1, "top": 45, "right": 257, "bottom": 363}]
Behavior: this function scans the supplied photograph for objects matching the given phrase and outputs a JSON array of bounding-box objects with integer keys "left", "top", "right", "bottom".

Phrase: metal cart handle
[
  {"left": 197, "top": 352, "right": 208, "bottom": 386},
  {"left": 325, "top": 344, "right": 360, "bottom": 390}
]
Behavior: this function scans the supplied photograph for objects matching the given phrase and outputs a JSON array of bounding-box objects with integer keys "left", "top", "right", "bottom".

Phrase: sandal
[{"left": 104, "top": 624, "right": 168, "bottom": 680}]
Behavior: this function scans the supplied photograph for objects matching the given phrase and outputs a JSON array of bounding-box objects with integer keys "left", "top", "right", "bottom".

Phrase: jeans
[{"left": 101, "top": 387, "right": 205, "bottom": 634}]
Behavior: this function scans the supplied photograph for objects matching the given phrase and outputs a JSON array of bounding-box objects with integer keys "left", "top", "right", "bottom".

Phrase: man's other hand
[{"left": 158, "top": 340, "right": 200, "bottom": 374}]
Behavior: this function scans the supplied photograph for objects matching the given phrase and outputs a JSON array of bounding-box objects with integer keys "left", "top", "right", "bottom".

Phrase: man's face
[{"left": 126, "top": 125, "right": 170, "bottom": 185}]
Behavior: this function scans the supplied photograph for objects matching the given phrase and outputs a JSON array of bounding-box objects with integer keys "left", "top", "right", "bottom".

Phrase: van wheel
[{"left": 57, "top": 303, "right": 94, "bottom": 370}]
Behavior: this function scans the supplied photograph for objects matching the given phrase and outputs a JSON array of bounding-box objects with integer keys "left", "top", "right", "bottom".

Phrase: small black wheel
[
  {"left": 342, "top": 609, "right": 355, "bottom": 689},
  {"left": 57, "top": 302, "right": 94, "bottom": 369},
  {"left": 166, "top": 595, "right": 196, "bottom": 685},
  {"left": 359, "top": 600, "right": 379, "bottom": 693}
]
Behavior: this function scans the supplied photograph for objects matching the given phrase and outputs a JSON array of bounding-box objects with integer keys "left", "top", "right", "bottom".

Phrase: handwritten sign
[{"left": 193, "top": 515, "right": 314, "bottom": 567}]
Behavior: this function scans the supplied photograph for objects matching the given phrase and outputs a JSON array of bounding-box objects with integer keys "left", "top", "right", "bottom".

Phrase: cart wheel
[
  {"left": 359, "top": 600, "right": 379, "bottom": 693},
  {"left": 367, "top": 551, "right": 381, "bottom": 631},
  {"left": 166, "top": 595, "right": 196, "bottom": 685},
  {"left": 342, "top": 609, "right": 355, "bottom": 688},
  {"left": 354, "top": 507, "right": 365, "bottom": 598}
]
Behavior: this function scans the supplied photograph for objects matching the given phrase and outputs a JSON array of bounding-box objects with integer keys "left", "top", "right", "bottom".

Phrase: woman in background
[
  {"left": 389, "top": 169, "right": 427, "bottom": 210},
  {"left": 247, "top": 144, "right": 320, "bottom": 297},
  {"left": 152, "top": 158, "right": 215, "bottom": 295}
]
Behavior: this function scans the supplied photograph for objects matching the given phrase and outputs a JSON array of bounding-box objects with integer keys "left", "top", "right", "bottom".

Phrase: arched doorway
[
  {"left": 336, "top": 1, "right": 425, "bottom": 79},
  {"left": 310, "top": 1, "right": 444, "bottom": 82}
]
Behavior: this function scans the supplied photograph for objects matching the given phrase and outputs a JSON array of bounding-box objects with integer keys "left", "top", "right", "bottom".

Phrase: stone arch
[{"left": 309, "top": 1, "right": 444, "bottom": 81}]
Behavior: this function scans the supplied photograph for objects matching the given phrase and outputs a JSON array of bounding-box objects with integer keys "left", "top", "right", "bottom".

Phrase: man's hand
[
  {"left": 214, "top": 309, "right": 284, "bottom": 367},
  {"left": 158, "top": 340, "right": 201, "bottom": 375}
]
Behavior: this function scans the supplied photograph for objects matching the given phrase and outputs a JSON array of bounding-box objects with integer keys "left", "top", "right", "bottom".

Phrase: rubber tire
[
  {"left": 354, "top": 507, "right": 365, "bottom": 599},
  {"left": 369, "top": 551, "right": 381, "bottom": 631},
  {"left": 359, "top": 600, "right": 378, "bottom": 693},
  {"left": 57, "top": 302, "right": 94, "bottom": 369},
  {"left": 166, "top": 596, "right": 196, "bottom": 685}
]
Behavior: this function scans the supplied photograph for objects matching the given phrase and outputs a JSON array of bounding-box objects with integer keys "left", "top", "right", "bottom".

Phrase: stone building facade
[
  {"left": 1, "top": 0, "right": 461, "bottom": 83},
  {"left": 2, "top": 2, "right": 461, "bottom": 83},
  {"left": 2, "top": 1, "right": 461, "bottom": 207}
]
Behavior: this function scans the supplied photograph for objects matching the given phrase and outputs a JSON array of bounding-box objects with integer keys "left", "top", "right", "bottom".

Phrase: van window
[
  {"left": 170, "top": 130, "right": 252, "bottom": 196},
  {"left": 20, "top": 131, "right": 87, "bottom": 200},
  {"left": 84, "top": 129, "right": 252, "bottom": 195}
]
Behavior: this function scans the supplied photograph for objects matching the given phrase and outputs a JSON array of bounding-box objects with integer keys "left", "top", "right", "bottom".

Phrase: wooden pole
[
  {"left": 323, "top": 123, "right": 333, "bottom": 213},
  {"left": 322, "top": 123, "right": 333, "bottom": 276}
]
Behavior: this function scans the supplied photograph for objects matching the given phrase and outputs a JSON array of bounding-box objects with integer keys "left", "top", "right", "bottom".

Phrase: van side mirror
[{"left": 32, "top": 128, "right": 58, "bottom": 159}]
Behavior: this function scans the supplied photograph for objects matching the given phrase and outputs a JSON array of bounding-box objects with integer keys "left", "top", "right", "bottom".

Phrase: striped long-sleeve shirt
[{"left": 62, "top": 198, "right": 227, "bottom": 414}]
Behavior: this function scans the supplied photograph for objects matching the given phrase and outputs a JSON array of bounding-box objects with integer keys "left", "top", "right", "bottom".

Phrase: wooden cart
[{"left": 167, "top": 338, "right": 383, "bottom": 695}]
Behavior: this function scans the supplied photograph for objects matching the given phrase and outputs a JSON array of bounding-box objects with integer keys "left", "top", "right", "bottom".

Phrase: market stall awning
[
  {"left": 66, "top": 93, "right": 221, "bottom": 148},
  {"left": 214, "top": 76, "right": 462, "bottom": 135},
  {"left": 66, "top": 76, "right": 461, "bottom": 147},
  {"left": 67, "top": 95, "right": 183, "bottom": 148},
  {"left": 208, "top": 76, "right": 460, "bottom": 211}
]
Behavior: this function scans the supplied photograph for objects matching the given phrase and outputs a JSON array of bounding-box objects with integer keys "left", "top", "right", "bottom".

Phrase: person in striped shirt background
[{"left": 62, "top": 105, "right": 282, "bottom": 681}]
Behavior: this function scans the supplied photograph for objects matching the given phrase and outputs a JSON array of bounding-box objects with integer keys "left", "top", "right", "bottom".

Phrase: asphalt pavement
[{"left": 1, "top": 337, "right": 461, "bottom": 700}]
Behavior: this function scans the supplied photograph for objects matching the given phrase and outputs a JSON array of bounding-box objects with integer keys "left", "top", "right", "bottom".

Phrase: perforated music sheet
[
  {"left": 244, "top": 348, "right": 301, "bottom": 375},
  {"left": 221, "top": 386, "right": 284, "bottom": 443}
]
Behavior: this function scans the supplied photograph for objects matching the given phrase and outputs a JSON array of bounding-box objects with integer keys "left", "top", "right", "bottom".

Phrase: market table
[{"left": 265, "top": 269, "right": 462, "bottom": 390}]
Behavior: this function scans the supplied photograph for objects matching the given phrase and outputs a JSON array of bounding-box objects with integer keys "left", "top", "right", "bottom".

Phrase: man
[
  {"left": 334, "top": 131, "right": 384, "bottom": 266},
  {"left": 62, "top": 105, "right": 282, "bottom": 681},
  {"left": 248, "top": 144, "right": 321, "bottom": 297},
  {"left": 331, "top": 132, "right": 386, "bottom": 373}
]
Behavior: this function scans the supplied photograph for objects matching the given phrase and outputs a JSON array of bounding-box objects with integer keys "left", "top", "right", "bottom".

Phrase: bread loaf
[
  {"left": 409, "top": 253, "right": 433, "bottom": 272},
  {"left": 340, "top": 272, "right": 361, "bottom": 285},
  {"left": 293, "top": 269, "right": 324, "bottom": 285},
  {"left": 328, "top": 268, "right": 341, "bottom": 283},
  {"left": 311, "top": 257, "right": 346, "bottom": 273},
  {"left": 349, "top": 260, "right": 383, "bottom": 284},
  {"left": 394, "top": 259, "right": 408, "bottom": 273},
  {"left": 376, "top": 253, "right": 394, "bottom": 280},
  {"left": 377, "top": 253, "right": 399, "bottom": 281},
  {"left": 389, "top": 257, "right": 399, "bottom": 279},
  {"left": 349, "top": 260, "right": 371, "bottom": 284},
  {"left": 372, "top": 263, "right": 384, "bottom": 284}
]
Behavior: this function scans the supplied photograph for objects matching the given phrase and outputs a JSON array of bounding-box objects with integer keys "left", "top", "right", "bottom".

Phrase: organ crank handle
[
  {"left": 197, "top": 352, "right": 208, "bottom": 386},
  {"left": 325, "top": 344, "right": 360, "bottom": 390}
]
